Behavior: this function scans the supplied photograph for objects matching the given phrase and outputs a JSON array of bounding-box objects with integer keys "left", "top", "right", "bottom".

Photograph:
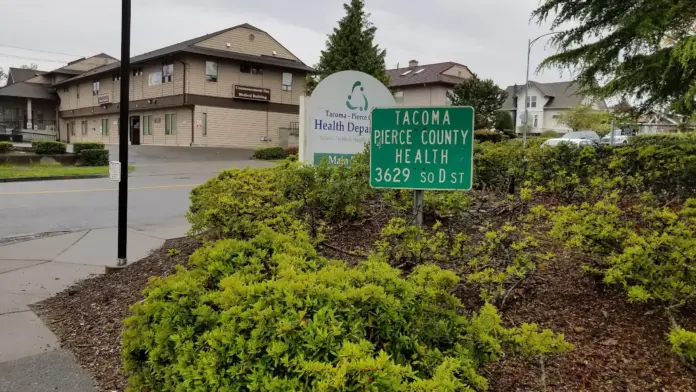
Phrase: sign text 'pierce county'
[{"left": 370, "top": 107, "right": 474, "bottom": 190}]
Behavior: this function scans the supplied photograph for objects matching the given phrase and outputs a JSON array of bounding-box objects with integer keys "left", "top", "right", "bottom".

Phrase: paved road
[{"left": 0, "top": 146, "right": 273, "bottom": 239}]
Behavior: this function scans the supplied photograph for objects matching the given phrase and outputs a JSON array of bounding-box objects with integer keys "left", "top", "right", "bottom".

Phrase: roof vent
[
  {"left": 401, "top": 70, "right": 412, "bottom": 76},
  {"left": 408, "top": 59, "right": 419, "bottom": 67},
  {"left": 414, "top": 69, "right": 425, "bottom": 74}
]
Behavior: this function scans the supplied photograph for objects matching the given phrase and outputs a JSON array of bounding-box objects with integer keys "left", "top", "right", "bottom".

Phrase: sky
[{"left": 0, "top": 0, "right": 569, "bottom": 88}]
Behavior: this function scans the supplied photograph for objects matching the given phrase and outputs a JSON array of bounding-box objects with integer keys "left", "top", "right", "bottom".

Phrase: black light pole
[{"left": 117, "top": 0, "right": 131, "bottom": 267}]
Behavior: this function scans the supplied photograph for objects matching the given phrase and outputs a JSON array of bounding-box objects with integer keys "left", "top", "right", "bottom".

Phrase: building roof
[
  {"left": 387, "top": 61, "right": 471, "bottom": 88},
  {"left": 0, "top": 81, "right": 57, "bottom": 100},
  {"left": 7, "top": 68, "right": 48, "bottom": 85},
  {"left": 54, "top": 23, "right": 312, "bottom": 87},
  {"left": 503, "top": 81, "right": 608, "bottom": 110}
]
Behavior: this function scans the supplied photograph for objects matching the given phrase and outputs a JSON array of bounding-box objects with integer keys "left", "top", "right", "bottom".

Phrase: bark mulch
[
  {"left": 33, "top": 232, "right": 696, "bottom": 392},
  {"left": 33, "top": 237, "right": 200, "bottom": 392}
]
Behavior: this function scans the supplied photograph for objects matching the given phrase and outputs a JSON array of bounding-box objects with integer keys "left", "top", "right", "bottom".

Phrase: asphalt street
[{"left": 0, "top": 146, "right": 274, "bottom": 240}]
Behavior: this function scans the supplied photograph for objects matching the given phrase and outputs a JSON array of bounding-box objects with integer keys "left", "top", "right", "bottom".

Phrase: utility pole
[
  {"left": 117, "top": 0, "right": 131, "bottom": 267},
  {"left": 523, "top": 31, "right": 561, "bottom": 150}
]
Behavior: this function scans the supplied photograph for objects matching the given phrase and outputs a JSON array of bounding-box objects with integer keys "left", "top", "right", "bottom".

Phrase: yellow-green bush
[
  {"left": 122, "top": 228, "right": 572, "bottom": 391},
  {"left": 0, "top": 141, "right": 12, "bottom": 153},
  {"left": 186, "top": 167, "right": 302, "bottom": 240}
]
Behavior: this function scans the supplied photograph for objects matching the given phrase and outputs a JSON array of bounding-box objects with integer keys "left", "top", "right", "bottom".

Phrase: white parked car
[
  {"left": 600, "top": 130, "right": 630, "bottom": 146},
  {"left": 541, "top": 138, "right": 596, "bottom": 148},
  {"left": 562, "top": 130, "right": 601, "bottom": 145}
]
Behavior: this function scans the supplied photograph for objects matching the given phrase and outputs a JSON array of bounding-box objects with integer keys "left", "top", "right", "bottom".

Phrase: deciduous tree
[
  {"left": 556, "top": 105, "right": 611, "bottom": 133},
  {"left": 447, "top": 74, "right": 508, "bottom": 129},
  {"left": 306, "top": 0, "right": 389, "bottom": 94}
]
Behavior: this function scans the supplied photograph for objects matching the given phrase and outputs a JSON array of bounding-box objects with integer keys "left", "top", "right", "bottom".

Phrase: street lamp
[{"left": 522, "top": 31, "right": 561, "bottom": 149}]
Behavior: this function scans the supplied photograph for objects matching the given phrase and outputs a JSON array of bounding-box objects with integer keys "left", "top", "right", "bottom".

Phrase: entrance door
[{"left": 130, "top": 116, "right": 141, "bottom": 145}]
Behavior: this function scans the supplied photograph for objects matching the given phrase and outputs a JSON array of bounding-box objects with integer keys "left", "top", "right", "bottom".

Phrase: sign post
[{"left": 370, "top": 106, "right": 475, "bottom": 225}]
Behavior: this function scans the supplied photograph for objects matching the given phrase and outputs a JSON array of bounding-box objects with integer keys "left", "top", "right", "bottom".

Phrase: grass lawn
[{"left": 0, "top": 164, "right": 135, "bottom": 179}]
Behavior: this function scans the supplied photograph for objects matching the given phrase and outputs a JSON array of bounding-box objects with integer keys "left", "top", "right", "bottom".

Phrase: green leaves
[
  {"left": 669, "top": 326, "right": 696, "bottom": 363},
  {"left": 532, "top": 0, "right": 696, "bottom": 112},
  {"left": 308, "top": 0, "right": 389, "bottom": 94},
  {"left": 447, "top": 74, "right": 507, "bottom": 130}
]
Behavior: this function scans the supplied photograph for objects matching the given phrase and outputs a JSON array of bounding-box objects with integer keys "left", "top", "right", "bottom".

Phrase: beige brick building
[{"left": 54, "top": 23, "right": 312, "bottom": 148}]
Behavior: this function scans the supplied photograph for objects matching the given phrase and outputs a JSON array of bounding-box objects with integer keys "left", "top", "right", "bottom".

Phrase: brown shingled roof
[
  {"left": 7, "top": 68, "right": 47, "bottom": 86},
  {"left": 387, "top": 62, "right": 471, "bottom": 88}
]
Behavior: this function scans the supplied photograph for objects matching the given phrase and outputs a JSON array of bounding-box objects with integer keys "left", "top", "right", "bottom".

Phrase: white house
[{"left": 502, "top": 81, "right": 607, "bottom": 134}]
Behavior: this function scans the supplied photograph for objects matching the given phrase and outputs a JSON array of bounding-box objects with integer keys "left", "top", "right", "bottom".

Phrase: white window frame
[
  {"left": 81, "top": 120, "right": 88, "bottom": 135},
  {"left": 282, "top": 72, "right": 292, "bottom": 91},
  {"left": 162, "top": 62, "right": 173, "bottom": 83},
  {"left": 93, "top": 81, "right": 100, "bottom": 96},
  {"left": 531, "top": 96, "right": 537, "bottom": 108},
  {"left": 533, "top": 115, "right": 539, "bottom": 128},
  {"left": 205, "top": 61, "right": 218, "bottom": 82},
  {"left": 101, "top": 118, "right": 109, "bottom": 136},
  {"left": 394, "top": 89, "right": 404, "bottom": 104}
]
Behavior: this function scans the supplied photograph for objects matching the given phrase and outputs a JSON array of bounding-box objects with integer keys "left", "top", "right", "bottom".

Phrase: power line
[
  {"left": 0, "top": 44, "right": 82, "bottom": 58},
  {"left": 0, "top": 53, "right": 69, "bottom": 64}
]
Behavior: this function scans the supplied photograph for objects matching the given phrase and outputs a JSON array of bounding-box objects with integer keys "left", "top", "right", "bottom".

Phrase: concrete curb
[{"left": 0, "top": 175, "right": 108, "bottom": 183}]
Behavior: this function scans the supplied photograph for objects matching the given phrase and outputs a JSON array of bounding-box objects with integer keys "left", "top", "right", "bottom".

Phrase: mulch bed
[
  {"left": 34, "top": 227, "right": 696, "bottom": 391},
  {"left": 33, "top": 237, "right": 200, "bottom": 392}
]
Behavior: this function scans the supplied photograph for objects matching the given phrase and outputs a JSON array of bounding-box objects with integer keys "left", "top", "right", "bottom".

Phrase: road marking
[{"left": 0, "top": 184, "right": 198, "bottom": 196}]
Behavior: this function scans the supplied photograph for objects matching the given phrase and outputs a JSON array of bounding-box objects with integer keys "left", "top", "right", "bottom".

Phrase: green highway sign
[{"left": 370, "top": 106, "right": 474, "bottom": 190}]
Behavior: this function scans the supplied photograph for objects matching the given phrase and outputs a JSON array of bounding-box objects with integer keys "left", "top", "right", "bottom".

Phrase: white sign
[
  {"left": 109, "top": 161, "right": 121, "bottom": 182},
  {"left": 302, "top": 70, "right": 395, "bottom": 165}
]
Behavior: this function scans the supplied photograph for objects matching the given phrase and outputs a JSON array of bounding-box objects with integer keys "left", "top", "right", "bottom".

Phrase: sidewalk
[{"left": 0, "top": 225, "right": 189, "bottom": 391}]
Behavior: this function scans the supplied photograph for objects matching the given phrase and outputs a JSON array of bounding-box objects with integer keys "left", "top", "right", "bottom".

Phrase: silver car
[
  {"left": 562, "top": 130, "right": 601, "bottom": 145},
  {"left": 541, "top": 138, "right": 595, "bottom": 148},
  {"left": 600, "top": 130, "right": 630, "bottom": 146}
]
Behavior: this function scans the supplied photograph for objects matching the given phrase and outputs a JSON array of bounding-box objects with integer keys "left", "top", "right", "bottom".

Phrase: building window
[
  {"left": 101, "top": 119, "right": 109, "bottom": 135},
  {"left": 202, "top": 113, "right": 207, "bottom": 136},
  {"left": 132, "top": 68, "right": 143, "bottom": 76},
  {"left": 394, "top": 89, "right": 404, "bottom": 104},
  {"left": 162, "top": 62, "right": 173, "bottom": 83},
  {"left": 240, "top": 64, "right": 263, "bottom": 75},
  {"left": 526, "top": 96, "right": 537, "bottom": 108},
  {"left": 282, "top": 72, "right": 293, "bottom": 91},
  {"left": 93, "top": 81, "right": 100, "bottom": 96},
  {"left": 141, "top": 115, "right": 152, "bottom": 135},
  {"left": 533, "top": 115, "right": 539, "bottom": 128},
  {"left": 165, "top": 114, "right": 177, "bottom": 135},
  {"left": 69, "top": 121, "right": 75, "bottom": 136},
  {"left": 63, "top": 87, "right": 69, "bottom": 93},
  {"left": 81, "top": 120, "right": 88, "bottom": 135},
  {"left": 205, "top": 61, "right": 218, "bottom": 82},
  {"left": 113, "top": 74, "right": 120, "bottom": 81}
]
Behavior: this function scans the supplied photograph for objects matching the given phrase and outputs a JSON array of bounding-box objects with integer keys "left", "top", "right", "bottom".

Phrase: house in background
[
  {"left": 502, "top": 81, "right": 607, "bottom": 134},
  {"left": 387, "top": 60, "right": 472, "bottom": 106},
  {"left": 0, "top": 54, "right": 117, "bottom": 140}
]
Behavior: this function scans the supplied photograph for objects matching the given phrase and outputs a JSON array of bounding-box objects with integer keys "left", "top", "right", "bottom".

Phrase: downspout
[{"left": 176, "top": 59, "right": 193, "bottom": 146}]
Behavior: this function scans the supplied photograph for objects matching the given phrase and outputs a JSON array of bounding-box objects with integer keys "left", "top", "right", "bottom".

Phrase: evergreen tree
[
  {"left": 306, "top": 0, "right": 389, "bottom": 94},
  {"left": 447, "top": 74, "right": 508, "bottom": 129},
  {"left": 494, "top": 111, "right": 514, "bottom": 132},
  {"left": 532, "top": 0, "right": 696, "bottom": 114}
]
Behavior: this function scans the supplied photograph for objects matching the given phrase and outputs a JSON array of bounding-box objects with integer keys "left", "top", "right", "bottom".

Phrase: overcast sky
[{"left": 0, "top": 0, "right": 569, "bottom": 88}]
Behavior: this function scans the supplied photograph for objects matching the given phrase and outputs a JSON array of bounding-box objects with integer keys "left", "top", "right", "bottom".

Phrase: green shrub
[
  {"left": 540, "top": 130, "right": 560, "bottom": 138},
  {"left": 474, "top": 130, "right": 503, "bottom": 143},
  {"left": 186, "top": 167, "right": 302, "bottom": 240},
  {"left": 78, "top": 149, "right": 109, "bottom": 166},
  {"left": 253, "top": 146, "right": 287, "bottom": 160},
  {"left": 122, "top": 228, "right": 572, "bottom": 392},
  {"left": 280, "top": 152, "right": 372, "bottom": 223},
  {"left": 32, "top": 140, "right": 67, "bottom": 155},
  {"left": 0, "top": 141, "right": 12, "bottom": 153},
  {"left": 73, "top": 142, "right": 105, "bottom": 155},
  {"left": 669, "top": 326, "right": 696, "bottom": 363}
]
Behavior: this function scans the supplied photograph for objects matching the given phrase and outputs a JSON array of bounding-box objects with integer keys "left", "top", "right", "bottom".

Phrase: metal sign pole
[
  {"left": 117, "top": 0, "right": 131, "bottom": 267},
  {"left": 610, "top": 120, "right": 615, "bottom": 146},
  {"left": 413, "top": 190, "right": 424, "bottom": 227}
]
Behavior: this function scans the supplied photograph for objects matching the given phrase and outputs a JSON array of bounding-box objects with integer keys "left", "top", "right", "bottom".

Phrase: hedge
[
  {"left": 0, "top": 142, "right": 12, "bottom": 154},
  {"left": 79, "top": 149, "right": 109, "bottom": 166},
  {"left": 32, "top": 140, "right": 67, "bottom": 155},
  {"left": 253, "top": 146, "right": 287, "bottom": 160},
  {"left": 73, "top": 142, "right": 105, "bottom": 155},
  {"left": 474, "top": 130, "right": 503, "bottom": 143}
]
